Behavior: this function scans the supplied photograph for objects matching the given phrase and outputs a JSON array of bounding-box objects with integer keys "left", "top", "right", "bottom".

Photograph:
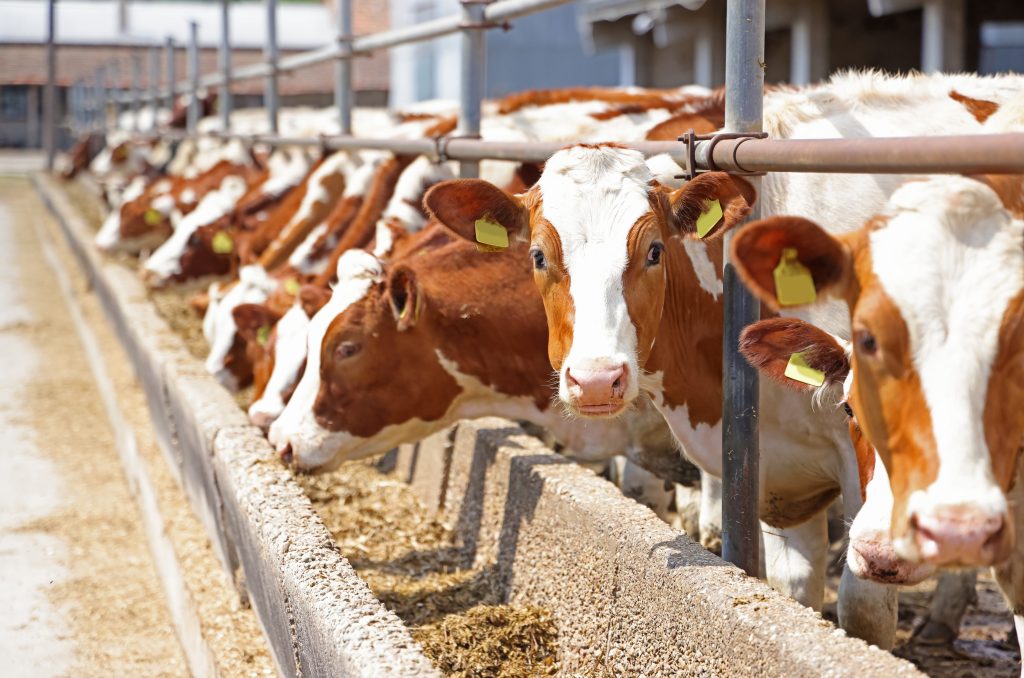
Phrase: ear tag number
[
  {"left": 474, "top": 217, "right": 508, "bottom": 253},
  {"left": 212, "top": 231, "right": 234, "bottom": 254},
  {"left": 773, "top": 247, "right": 816, "bottom": 306},
  {"left": 695, "top": 199, "right": 723, "bottom": 238},
  {"left": 784, "top": 352, "right": 825, "bottom": 387},
  {"left": 256, "top": 325, "right": 270, "bottom": 347},
  {"left": 284, "top": 277, "right": 300, "bottom": 296},
  {"left": 144, "top": 208, "right": 163, "bottom": 226}
]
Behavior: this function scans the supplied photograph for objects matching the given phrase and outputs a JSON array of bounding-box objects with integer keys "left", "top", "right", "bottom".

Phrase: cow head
[
  {"left": 740, "top": 316, "right": 936, "bottom": 585},
  {"left": 425, "top": 144, "right": 754, "bottom": 418},
  {"left": 732, "top": 175, "right": 1024, "bottom": 568}
]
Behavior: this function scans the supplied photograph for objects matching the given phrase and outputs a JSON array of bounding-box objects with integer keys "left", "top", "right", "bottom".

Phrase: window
[{"left": 0, "top": 86, "right": 28, "bottom": 120}]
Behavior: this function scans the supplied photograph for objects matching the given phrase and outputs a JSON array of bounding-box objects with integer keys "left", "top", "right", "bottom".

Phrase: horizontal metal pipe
[
  {"left": 698, "top": 133, "right": 1024, "bottom": 174},
  {"left": 128, "top": 130, "right": 1024, "bottom": 176}
]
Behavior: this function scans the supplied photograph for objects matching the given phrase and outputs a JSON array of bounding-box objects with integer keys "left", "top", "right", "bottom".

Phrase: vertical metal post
[
  {"left": 720, "top": 0, "right": 764, "bottom": 578},
  {"left": 109, "top": 60, "right": 121, "bottom": 130},
  {"left": 69, "top": 81, "right": 78, "bottom": 135},
  {"left": 187, "top": 21, "right": 200, "bottom": 134},
  {"left": 131, "top": 51, "right": 142, "bottom": 131},
  {"left": 457, "top": 1, "right": 487, "bottom": 178},
  {"left": 334, "top": 0, "right": 353, "bottom": 135},
  {"left": 220, "top": 0, "right": 233, "bottom": 131},
  {"left": 148, "top": 44, "right": 160, "bottom": 129},
  {"left": 264, "top": 0, "right": 279, "bottom": 134},
  {"left": 43, "top": 0, "right": 57, "bottom": 169},
  {"left": 164, "top": 37, "right": 176, "bottom": 113},
  {"left": 95, "top": 66, "right": 107, "bottom": 132}
]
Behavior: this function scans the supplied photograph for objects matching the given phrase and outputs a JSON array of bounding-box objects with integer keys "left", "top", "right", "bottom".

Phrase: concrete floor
[{"left": 0, "top": 162, "right": 186, "bottom": 676}]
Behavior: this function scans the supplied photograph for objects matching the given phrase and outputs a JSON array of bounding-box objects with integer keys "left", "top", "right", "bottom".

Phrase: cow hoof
[{"left": 912, "top": 618, "right": 957, "bottom": 646}]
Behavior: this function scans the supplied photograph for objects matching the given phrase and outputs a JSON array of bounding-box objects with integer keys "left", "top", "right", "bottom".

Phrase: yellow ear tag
[
  {"left": 212, "top": 231, "right": 234, "bottom": 254},
  {"left": 256, "top": 324, "right": 270, "bottom": 347},
  {"left": 695, "top": 199, "right": 723, "bottom": 238},
  {"left": 784, "top": 352, "right": 825, "bottom": 387},
  {"left": 772, "top": 247, "right": 817, "bottom": 306},
  {"left": 144, "top": 208, "right": 163, "bottom": 226},
  {"left": 474, "top": 217, "right": 508, "bottom": 253},
  {"left": 284, "top": 277, "right": 300, "bottom": 296}
]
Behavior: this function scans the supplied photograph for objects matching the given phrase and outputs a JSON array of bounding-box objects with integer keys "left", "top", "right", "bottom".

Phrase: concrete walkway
[{"left": 0, "top": 171, "right": 186, "bottom": 677}]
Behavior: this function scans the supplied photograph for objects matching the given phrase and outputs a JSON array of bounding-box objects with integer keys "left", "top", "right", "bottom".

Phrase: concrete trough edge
[
  {"left": 34, "top": 174, "right": 439, "bottom": 678},
  {"left": 396, "top": 420, "right": 924, "bottom": 677}
]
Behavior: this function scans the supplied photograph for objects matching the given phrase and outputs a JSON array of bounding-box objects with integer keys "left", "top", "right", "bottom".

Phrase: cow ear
[
  {"left": 298, "top": 285, "right": 331, "bottom": 318},
  {"left": 730, "top": 215, "right": 852, "bottom": 310},
  {"left": 386, "top": 266, "right": 421, "bottom": 332},
  {"left": 233, "top": 303, "right": 276, "bottom": 345},
  {"left": 668, "top": 172, "right": 757, "bottom": 239},
  {"left": 739, "top": 317, "right": 850, "bottom": 392},
  {"left": 424, "top": 179, "right": 528, "bottom": 245}
]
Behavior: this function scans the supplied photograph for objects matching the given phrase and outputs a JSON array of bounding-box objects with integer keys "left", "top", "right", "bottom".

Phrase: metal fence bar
[
  {"left": 457, "top": 1, "right": 488, "bottom": 178},
  {"left": 220, "top": 0, "right": 233, "bottom": 130},
  {"left": 265, "top": 0, "right": 280, "bottom": 134},
  {"left": 720, "top": 0, "right": 764, "bottom": 578},
  {"left": 334, "top": 0, "right": 352, "bottom": 135},
  {"left": 131, "top": 52, "right": 142, "bottom": 132},
  {"left": 165, "top": 37, "right": 176, "bottom": 112},
  {"left": 109, "top": 60, "right": 121, "bottom": 128},
  {"left": 188, "top": 22, "right": 200, "bottom": 134},
  {"left": 149, "top": 45, "right": 160, "bottom": 125},
  {"left": 96, "top": 66, "right": 108, "bottom": 132},
  {"left": 44, "top": 0, "right": 56, "bottom": 167}
]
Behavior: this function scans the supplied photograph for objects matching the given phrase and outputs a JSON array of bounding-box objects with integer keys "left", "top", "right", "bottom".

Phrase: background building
[{"left": 0, "top": 0, "right": 390, "bottom": 148}]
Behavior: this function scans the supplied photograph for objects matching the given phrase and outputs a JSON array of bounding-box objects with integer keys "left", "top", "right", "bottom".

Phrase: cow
[{"left": 728, "top": 173, "right": 1024, "bottom": 658}]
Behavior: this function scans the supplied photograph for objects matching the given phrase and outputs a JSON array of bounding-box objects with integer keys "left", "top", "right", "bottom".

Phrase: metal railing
[{"left": 54, "top": 0, "right": 1024, "bottom": 583}]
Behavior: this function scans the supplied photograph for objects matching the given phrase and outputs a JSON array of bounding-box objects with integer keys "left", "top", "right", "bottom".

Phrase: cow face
[
  {"left": 732, "top": 175, "right": 1024, "bottom": 568},
  {"left": 740, "top": 316, "right": 935, "bottom": 585},
  {"left": 426, "top": 144, "right": 753, "bottom": 418}
]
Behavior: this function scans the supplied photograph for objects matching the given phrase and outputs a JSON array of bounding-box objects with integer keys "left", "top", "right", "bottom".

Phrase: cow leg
[
  {"left": 761, "top": 512, "right": 828, "bottom": 611},
  {"left": 674, "top": 483, "right": 701, "bottom": 538},
  {"left": 992, "top": 460, "right": 1024, "bottom": 669},
  {"left": 838, "top": 564, "right": 898, "bottom": 650},
  {"left": 912, "top": 570, "right": 977, "bottom": 645},
  {"left": 699, "top": 471, "right": 723, "bottom": 554},
  {"left": 619, "top": 459, "right": 673, "bottom": 522}
]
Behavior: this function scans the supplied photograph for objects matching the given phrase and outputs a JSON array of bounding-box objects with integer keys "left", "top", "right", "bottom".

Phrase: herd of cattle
[{"left": 68, "top": 70, "right": 1024, "bottom": 665}]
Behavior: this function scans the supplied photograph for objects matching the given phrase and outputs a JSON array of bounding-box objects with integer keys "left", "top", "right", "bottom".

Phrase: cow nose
[
  {"left": 849, "top": 534, "right": 934, "bottom": 585},
  {"left": 249, "top": 408, "right": 278, "bottom": 431},
  {"left": 911, "top": 507, "right": 1010, "bottom": 566},
  {"left": 565, "top": 363, "right": 628, "bottom": 414},
  {"left": 279, "top": 443, "right": 294, "bottom": 466}
]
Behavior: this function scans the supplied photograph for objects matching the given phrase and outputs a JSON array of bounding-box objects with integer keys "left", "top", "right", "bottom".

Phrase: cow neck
[
  {"left": 417, "top": 241, "right": 555, "bottom": 415},
  {"left": 239, "top": 171, "right": 313, "bottom": 265},
  {"left": 644, "top": 234, "right": 725, "bottom": 429}
]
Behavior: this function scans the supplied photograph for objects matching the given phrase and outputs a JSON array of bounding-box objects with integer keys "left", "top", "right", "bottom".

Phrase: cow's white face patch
[
  {"left": 538, "top": 146, "right": 653, "bottom": 405},
  {"left": 204, "top": 265, "right": 278, "bottom": 386},
  {"left": 868, "top": 176, "right": 1024, "bottom": 555},
  {"left": 95, "top": 175, "right": 147, "bottom": 251},
  {"left": 248, "top": 303, "right": 311, "bottom": 426},
  {"left": 268, "top": 250, "right": 383, "bottom": 467}
]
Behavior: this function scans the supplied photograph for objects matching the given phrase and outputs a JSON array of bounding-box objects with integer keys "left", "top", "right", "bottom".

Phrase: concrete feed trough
[{"left": 36, "top": 173, "right": 921, "bottom": 677}]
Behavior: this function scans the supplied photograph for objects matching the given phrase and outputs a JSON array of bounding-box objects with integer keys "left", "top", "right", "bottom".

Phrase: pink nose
[
  {"left": 912, "top": 507, "right": 1010, "bottom": 567},
  {"left": 565, "top": 363, "right": 628, "bottom": 415},
  {"left": 849, "top": 535, "right": 934, "bottom": 585}
]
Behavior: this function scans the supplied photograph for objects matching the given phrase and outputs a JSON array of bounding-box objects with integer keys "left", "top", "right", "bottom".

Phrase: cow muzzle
[
  {"left": 847, "top": 531, "right": 935, "bottom": 585},
  {"left": 907, "top": 505, "right": 1012, "bottom": 567},
  {"left": 564, "top": 360, "right": 629, "bottom": 417}
]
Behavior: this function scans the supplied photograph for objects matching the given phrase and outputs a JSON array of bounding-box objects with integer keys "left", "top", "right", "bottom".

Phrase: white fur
[
  {"left": 869, "top": 177, "right": 1024, "bottom": 559},
  {"left": 288, "top": 224, "right": 330, "bottom": 276},
  {"left": 203, "top": 265, "right": 279, "bottom": 386},
  {"left": 248, "top": 304, "right": 311, "bottom": 426},
  {"left": 381, "top": 157, "right": 456, "bottom": 230},
  {"left": 95, "top": 175, "right": 147, "bottom": 250},
  {"left": 681, "top": 238, "right": 722, "bottom": 299},
  {"left": 538, "top": 145, "right": 653, "bottom": 404}
]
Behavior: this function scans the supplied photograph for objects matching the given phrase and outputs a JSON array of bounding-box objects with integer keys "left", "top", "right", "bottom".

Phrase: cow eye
[
  {"left": 854, "top": 329, "right": 878, "bottom": 356},
  {"left": 843, "top": 402, "right": 854, "bottom": 419},
  {"left": 646, "top": 242, "right": 664, "bottom": 267},
  {"left": 335, "top": 341, "right": 361, "bottom": 360},
  {"left": 530, "top": 247, "right": 546, "bottom": 271}
]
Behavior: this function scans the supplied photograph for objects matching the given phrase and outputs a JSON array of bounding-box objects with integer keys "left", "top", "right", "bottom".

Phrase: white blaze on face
[
  {"left": 142, "top": 174, "right": 248, "bottom": 283},
  {"left": 248, "top": 303, "right": 311, "bottom": 425},
  {"left": 203, "top": 265, "right": 279, "bottom": 387},
  {"left": 268, "top": 249, "right": 383, "bottom": 466},
  {"left": 284, "top": 151, "right": 360, "bottom": 276},
  {"left": 95, "top": 175, "right": 148, "bottom": 250},
  {"left": 258, "top": 148, "right": 311, "bottom": 200},
  {"left": 869, "top": 177, "right": 1024, "bottom": 552},
  {"left": 287, "top": 155, "right": 385, "bottom": 275},
  {"left": 538, "top": 146, "right": 653, "bottom": 404}
]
